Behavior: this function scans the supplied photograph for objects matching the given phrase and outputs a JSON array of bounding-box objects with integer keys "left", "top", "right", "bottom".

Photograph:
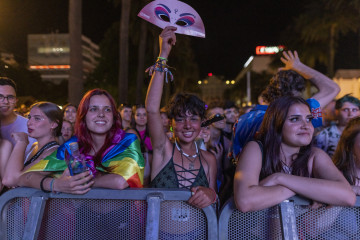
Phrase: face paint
[{"left": 138, "top": 0, "right": 205, "bottom": 38}]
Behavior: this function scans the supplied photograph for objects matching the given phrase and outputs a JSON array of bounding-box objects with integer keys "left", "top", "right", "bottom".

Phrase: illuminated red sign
[
  {"left": 30, "top": 65, "right": 70, "bottom": 69},
  {"left": 256, "top": 46, "right": 285, "bottom": 55}
]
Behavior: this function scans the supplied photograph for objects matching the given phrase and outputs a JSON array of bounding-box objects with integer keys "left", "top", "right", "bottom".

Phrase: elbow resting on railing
[
  {"left": 2, "top": 174, "right": 20, "bottom": 189},
  {"left": 341, "top": 192, "right": 356, "bottom": 207},
  {"left": 234, "top": 196, "right": 256, "bottom": 213}
]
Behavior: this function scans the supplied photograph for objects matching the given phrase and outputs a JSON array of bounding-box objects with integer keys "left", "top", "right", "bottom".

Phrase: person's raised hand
[
  {"left": 279, "top": 50, "right": 302, "bottom": 71},
  {"left": 11, "top": 132, "right": 29, "bottom": 145},
  {"left": 159, "top": 26, "right": 177, "bottom": 59},
  {"left": 53, "top": 168, "right": 94, "bottom": 194}
]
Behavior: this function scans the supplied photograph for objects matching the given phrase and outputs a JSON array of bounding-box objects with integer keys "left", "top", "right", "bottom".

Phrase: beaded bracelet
[
  {"left": 145, "top": 57, "right": 174, "bottom": 83},
  {"left": 40, "top": 176, "right": 52, "bottom": 193}
]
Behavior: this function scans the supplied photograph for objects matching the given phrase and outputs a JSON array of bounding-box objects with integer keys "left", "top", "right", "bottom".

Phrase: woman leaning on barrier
[
  {"left": 145, "top": 26, "right": 217, "bottom": 209},
  {"left": 234, "top": 96, "right": 356, "bottom": 213},
  {"left": 333, "top": 116, "right": 360, "bottom": 194},
  {"left": 2, "top": 102, "right": 62, "bottom": 190},
  {"left": 2, "top": 89, "right": 144, "bottom": 193}
]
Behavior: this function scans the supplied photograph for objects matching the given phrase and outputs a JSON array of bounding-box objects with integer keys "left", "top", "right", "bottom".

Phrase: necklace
[
  {"left": 280, "top": 159, "right": 292, "bottom": 174},
  {"left": 175, "top": 140, "right": 198, "bottom": 158},
  {"left": 24, "top": 141, "right": 59, "bottom": 167},
  {"left": 175, "top": 140, "right": 198, "bottom": 170}
]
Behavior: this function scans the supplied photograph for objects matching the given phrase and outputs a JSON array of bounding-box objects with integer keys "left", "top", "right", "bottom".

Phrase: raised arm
[
  {"left": 279, "top": 51, "right": 340, "bottom": 107},
  {"left": 234, "top": 141, "right": 295, "bottom": 212},
  {"left": 145, "top": 27, "right": 176, "bottom": 153}
]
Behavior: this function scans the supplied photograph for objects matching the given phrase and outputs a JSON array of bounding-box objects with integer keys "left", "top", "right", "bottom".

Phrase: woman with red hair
[{"left": 4, "top": 89, "right": 144, "bottom": 193}]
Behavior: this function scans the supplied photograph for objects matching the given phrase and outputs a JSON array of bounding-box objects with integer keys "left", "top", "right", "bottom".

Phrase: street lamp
[{"left": 244, "top": 56, "right": 254, "bottom": 104}]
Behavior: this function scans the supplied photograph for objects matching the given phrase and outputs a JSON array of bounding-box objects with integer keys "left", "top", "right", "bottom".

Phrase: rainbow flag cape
[{"left": 25, "top": 132, "right": 145, "bottom": 188}]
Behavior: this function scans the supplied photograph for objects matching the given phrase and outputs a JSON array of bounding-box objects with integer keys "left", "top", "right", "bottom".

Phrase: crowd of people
[{"left": 0, "top": 27, "right": 360, "bottom": 220}]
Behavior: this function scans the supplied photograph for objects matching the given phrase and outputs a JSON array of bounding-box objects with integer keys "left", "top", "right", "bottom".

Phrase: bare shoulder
[
  {"left": 236, "top": 141, "right": 263, "bottom": 171},
  {"left": 126, "top": 128, "right": 138, "bottom": 137},
  {"left": 240, "top": 141, "right": 262, "bottom": 158},
  {"left": 199, "top": 149, "right": 216, "bottom": 161},
  {"left": 310, "top": 147, "right": 331, "bottom": 160}
]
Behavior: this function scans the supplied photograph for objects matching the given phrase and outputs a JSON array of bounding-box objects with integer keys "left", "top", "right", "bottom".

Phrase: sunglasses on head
[{"left": 201, "top": 113, "right": 225, "bottom": 127}]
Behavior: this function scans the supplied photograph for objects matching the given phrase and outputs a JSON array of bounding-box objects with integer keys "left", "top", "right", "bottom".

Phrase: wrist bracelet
[
  {"left": 40, "top": 176, "right": 52, "bottom": 193},
  {"left": 50, "top": 178, "right": 55, "bottom": 193},
  {"left": 209, "top": 188, "right": 217, "bottom": 204},
  {"left": 145, "top": 58, "right": 174, "bottom": 83},
  {"left": 157, "top": 56, "right": 168, "bottom": 61}
]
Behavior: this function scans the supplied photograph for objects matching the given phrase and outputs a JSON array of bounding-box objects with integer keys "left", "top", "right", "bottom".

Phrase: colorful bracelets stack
[{"left": 145, "top": 57, "right": 174, "bottom": 83}]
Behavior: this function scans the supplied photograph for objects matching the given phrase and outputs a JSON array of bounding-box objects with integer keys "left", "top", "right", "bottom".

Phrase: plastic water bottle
[{"left": 69, "top": 142, "right": 86, "bottom": 175}]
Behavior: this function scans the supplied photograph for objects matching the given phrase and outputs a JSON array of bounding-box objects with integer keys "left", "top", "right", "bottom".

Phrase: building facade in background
[
  {"left": 27, "top": 33, "right": 100, "bottom": 84},
  {"left": 333, "top": 69, "right": 360, "bottom": 99}
]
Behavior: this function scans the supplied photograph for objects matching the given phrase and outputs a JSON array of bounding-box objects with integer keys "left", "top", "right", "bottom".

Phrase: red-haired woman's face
[{"left": 85, "top": 95, "right": 114, "bottom": 137}]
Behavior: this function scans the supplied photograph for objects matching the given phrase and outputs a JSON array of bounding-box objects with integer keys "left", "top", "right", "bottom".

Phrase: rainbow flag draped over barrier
[{"left": 25, "top": 131, "right": 145, "bottom": 188}]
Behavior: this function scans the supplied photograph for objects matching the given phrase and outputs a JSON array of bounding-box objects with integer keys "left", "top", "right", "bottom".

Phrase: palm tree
[
  {"left": 68, "top": 0, "right": 83, "bottom": 104},
  {"left": 294, "top": 0, "right": 360, "bottom": 77},
  {"left": 118, "top": 0, "right": 131, "bottom": 103},
  {"left": 135, "top": 19, "right": 147, "bottom": 104},
  {"left": 327, "top": 0, "right": 360, "bottom": 69}
]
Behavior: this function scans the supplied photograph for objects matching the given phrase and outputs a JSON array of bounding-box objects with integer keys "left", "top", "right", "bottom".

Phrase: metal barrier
[
  {"left": 0, "top": 188, "right": 218, "bottom": 240},
  {"left": 3, "top": 188, "right": 360, "bottom": 240},
  {"left": 219, "top": 196, "right": 360, "bottom": 240}
]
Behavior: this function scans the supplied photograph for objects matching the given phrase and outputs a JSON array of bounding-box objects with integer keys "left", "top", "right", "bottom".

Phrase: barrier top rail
[{"left": 0, "top": 187, "right": 218, "bottom": 240}]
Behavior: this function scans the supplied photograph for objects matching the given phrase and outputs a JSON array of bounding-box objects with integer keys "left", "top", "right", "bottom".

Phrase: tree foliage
[{"left": 280, "top": 0, "right": 360, "bottom": 76}]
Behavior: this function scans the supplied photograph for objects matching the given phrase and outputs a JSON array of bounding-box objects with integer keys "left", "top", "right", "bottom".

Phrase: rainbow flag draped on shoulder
[{"left": 25, "top": 131, "right": 145, "bottom": 188}]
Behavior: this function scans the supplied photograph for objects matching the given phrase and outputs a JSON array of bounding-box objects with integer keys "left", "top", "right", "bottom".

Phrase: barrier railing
[
  {"left": 219, "top": 196, "right": 360, "bottom": 240},
  {"left": 0, "top": 188, "right": 218, "bottom": 240},
  {"left": 2, "top": 188, "right": 360, "bottom": 240}
]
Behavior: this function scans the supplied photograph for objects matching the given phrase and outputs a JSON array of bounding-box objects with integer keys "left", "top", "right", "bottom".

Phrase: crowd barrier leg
[
  {"left": 22, "top": 195, "right": 48, "bottom": 240},
  {"left": 145, "top": 192, "right": 163, "bottom": 240},
  {"left": 279, "top": 200, "right": 299, "bottom": 240}
]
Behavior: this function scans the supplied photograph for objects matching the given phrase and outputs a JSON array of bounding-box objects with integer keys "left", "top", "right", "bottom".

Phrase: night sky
[{"left": 1, "top": 0, "right": 355, "bottom": 80}]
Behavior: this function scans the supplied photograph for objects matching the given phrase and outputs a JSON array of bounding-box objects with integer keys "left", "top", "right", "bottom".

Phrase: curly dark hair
[
  {"left": 262, "top": 70, "right": 306, "bottom": 103},
  {"left": 166, "top": 93, "right": 206, "bottom": 120}
]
